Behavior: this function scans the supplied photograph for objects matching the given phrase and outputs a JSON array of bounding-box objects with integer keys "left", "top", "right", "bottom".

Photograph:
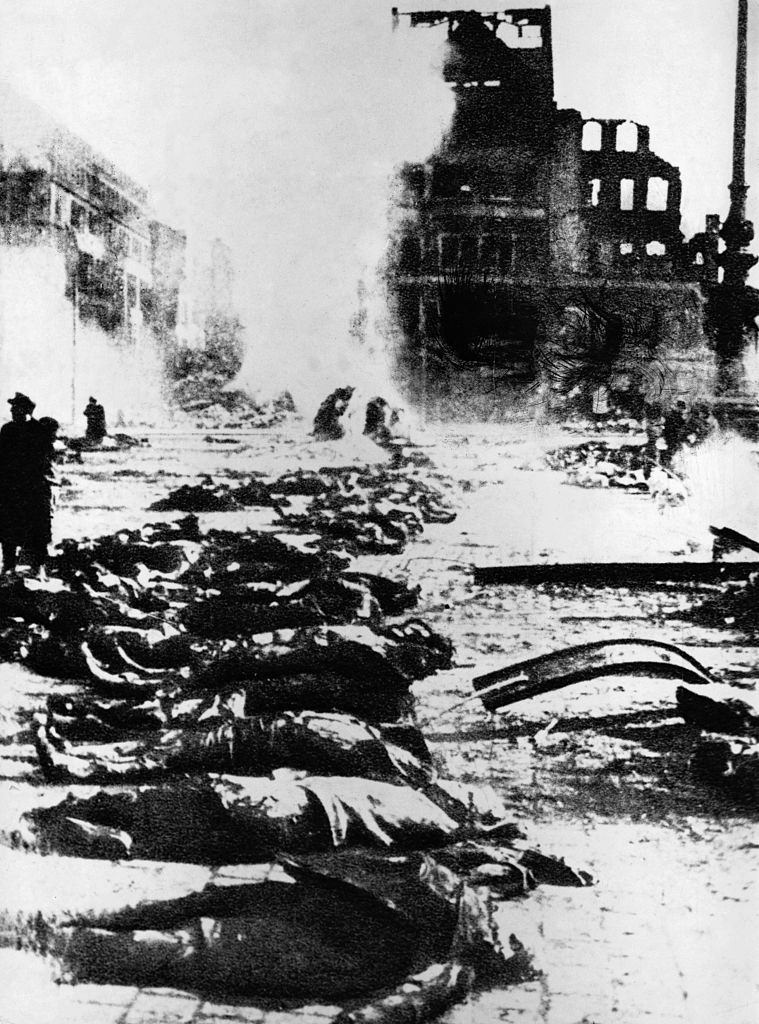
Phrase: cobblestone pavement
[{"left": 0, "top": 424, "right": 757, "bottom": 1024}]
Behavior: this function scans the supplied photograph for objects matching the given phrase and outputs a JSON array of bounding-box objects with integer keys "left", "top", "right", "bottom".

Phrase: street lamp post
[
  {"left": 720, "top": 0, "right": 756, "bottom": 286},
  {"left": 713, "top": 0, "right": 759, "bottom": 393}
]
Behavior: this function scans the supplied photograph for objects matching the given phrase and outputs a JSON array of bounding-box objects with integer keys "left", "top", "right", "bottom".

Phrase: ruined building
[
  {"left": 0, "top": 83, "right": 186, "bottom": 347},
  {"left": 388, "top": 7, "right": 755, "bottom": 418}
]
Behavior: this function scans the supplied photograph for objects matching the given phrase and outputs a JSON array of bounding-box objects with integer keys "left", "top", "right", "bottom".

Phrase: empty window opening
[
  {"left": 582, "top": 121, "right": 602, "bottom": 151},
  {"left": 646, "top": 177, "right": 669, "bottom": 211},
  {"left": 619, "top": 242, "right": 634, "bottom": 255},
  {"left": 646, "top": 241, "right": 666, "bottom": 256},
  {"left": 440, "top": 235, "right": 459, "bottom": 267},
  {"left": 480, "top": 236, "right": 496, "bottom": 266},
  {"left": 78, "top": 252, "right": 94, "bottom": 286},
  {"left": 495, "top": 20, "right": 543, "bottom": 48},
  {"left": 616, "top": 121, "right": 638, "bottom": 151},
  {"left": 70, "top": 202, "right": 86, "bottom": 230},
  {"left": 398, "top": 237, "right": 421, "bottom": 274},
  {"left": 620, "top": 179, "right": 635, "bottom": 210},
  {"left": 588, "top": 179, "right": 601, "bottom": 207},
  {"left": 460, "top": 236, "right": 478, "bottom": 266},
  {"left": 499, "top": 239, "right": 515, "bottom": 273}
]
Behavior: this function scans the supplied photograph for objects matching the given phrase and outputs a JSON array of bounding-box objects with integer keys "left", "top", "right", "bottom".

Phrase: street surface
[{"left": 0, "top": 420, "right": 757, "bottom": 1024}]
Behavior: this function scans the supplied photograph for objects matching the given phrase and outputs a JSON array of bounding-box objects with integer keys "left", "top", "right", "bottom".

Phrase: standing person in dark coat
[
  {"left": 84, "top": 396, "right": 107, "bottom": 444},
  {"left": 0, "top": 393, "right": 56, "bottom": 574}
]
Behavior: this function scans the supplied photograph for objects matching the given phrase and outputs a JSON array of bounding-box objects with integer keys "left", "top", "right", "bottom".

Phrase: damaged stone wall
[
  {"left": 386, "top": 6, "right": 717, "bottom": 417},
  {"left": 0, "top": 83, "right": 186, "bottom": 350}
]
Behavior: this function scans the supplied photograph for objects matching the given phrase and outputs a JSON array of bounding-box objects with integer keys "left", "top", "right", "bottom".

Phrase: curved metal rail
[{"left": 473, "top": 638, "right": 715, "bottom": 713}]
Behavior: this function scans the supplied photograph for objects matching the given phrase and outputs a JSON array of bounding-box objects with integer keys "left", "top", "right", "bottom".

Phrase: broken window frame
[
  {"left": 619, "top": 179, "right": 635, "bottom": 211},
  {"left": 646, "top": 177, "right": 669, "bottom": 212},
  {"left": 70, "top": 200, "right": 86, "bottom": 231},
  {"left": 615, "top": 121, "right": 638, "bottom": 152},
  {"left": 582, "top": 122, "right": 602, "bottom": 151}
]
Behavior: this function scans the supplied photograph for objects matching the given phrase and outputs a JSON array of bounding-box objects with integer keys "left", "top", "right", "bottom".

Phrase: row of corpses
[
  {"left": 2, "top": 458, "right": 593, "bottom": 1019},
  {"left": 543, "top": 441, "right": 686, "bottom": 502},
  {"left": 148, "top": 458, "right": 455, "bottom": 556},
  {"left": 544, "top": 440, "right": 651, "bottom": 491}
]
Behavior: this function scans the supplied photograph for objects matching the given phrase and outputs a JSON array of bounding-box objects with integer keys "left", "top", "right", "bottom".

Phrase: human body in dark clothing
[
  {"left": 84, "top": 397, "right": 107, "bottom": 444},
  {"left": 311, "top": 387, "right": 354, "bottom": 441},
  {"left": 0, "top": 393, "right": 56, "bottom": 573},
  {"left": 363, "top": 397, "right": 393, "bottom": 447}
]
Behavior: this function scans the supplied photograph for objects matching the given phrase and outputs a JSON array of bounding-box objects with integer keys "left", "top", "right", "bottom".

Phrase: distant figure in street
[
  {"left": 0, "top": 393, "right": 56, "bottom": 573},
  {"left": 311, "top": 386, "right": 355, "bottom": 441},
  {"left": 84, "top": 396, "right": 107, "bottom": 444},
  {"left": 661, "top": 400, "right": 687, "bottom": 467},
  {"left": 363, "top": 396, "right": 394, "bottom": 447}
]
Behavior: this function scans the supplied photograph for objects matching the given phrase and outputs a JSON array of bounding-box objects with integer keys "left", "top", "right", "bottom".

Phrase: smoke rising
[
  {"left": 228, "top": 5, "right": 454, "bottom": 419},
  {"left": 672, "top": 432, "right": 759, "bottom": 549},
  {"left": 0, "top": 246, "right": 165, "bottom": 428}
]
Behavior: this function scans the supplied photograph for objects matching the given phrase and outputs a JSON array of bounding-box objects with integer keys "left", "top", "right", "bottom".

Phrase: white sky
[
  {"left": 0, "top": 0, "right": 754, "bottom": 225},
  {"left": 0, "top": 0, "right": 757, "bottom": 370}
]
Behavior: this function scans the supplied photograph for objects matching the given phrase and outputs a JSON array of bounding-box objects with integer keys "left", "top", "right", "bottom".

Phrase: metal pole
[
  {"left": 729, "top": 0, "right": 748, "bottom": 222},
  {"left": 721, "top": 0, "right": 754, "bottom": 286},
  {"left": 71, "top": 268, "right": 77, "bottom": 428}
]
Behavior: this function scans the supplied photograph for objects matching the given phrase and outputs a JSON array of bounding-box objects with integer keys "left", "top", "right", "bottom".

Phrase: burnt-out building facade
[
  {"left": 389, "top": 7, "right": 721, "bottom": 416},
  {"left": 0, "top": 83, "right": 186, "bottom": 347}
]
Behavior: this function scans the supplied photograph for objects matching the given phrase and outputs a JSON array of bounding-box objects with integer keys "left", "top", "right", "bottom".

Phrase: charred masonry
[
  {"left": 0, "top": 84, "right": 232, "bottom": 351},
  {"left": 388, "top": 6, "right": 759, "bottom": 417}
]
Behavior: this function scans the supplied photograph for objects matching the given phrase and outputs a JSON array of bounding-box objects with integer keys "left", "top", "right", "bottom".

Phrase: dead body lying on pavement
[
  {"left": 34, "top": 708, "right": 436, "bottom": 785},
  {"left": 13, "top": 851, "right": 521, "bottom": 1010}
]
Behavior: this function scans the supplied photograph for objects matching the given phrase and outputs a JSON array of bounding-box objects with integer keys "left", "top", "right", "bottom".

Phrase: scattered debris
[
  {"left": 709, "top": 524, "right": 759, "bottom": 560},
  {"left": 473, "top": 639, "right": 714, "bottom": 713},
  {"left": 685, "top": 573, "right": 759, "bottom": 633},
  {"left": 169, "top": 376, "right": 296, "bottom": 430},
  {"left": 690, "top": 735, "right": 759, "bottom": 806},
  {"left": 474, "top": 562, "right": 759, "bottom": 586},
  {"left": 545, "top": 440, "right": 650, "bottom": 491},
  {"left": 677, "top": 685, "right": 759, "bottom": 736}
]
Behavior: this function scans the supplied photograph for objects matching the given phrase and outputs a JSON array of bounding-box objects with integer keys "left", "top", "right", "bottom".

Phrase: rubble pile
[
  {"left": 169, "top": 373, "right": 297, "bottom": 430},
  {"left": 544, "top": 440, "right": 688, "bottom": 503},
  {"left": 2, "top": 458, "right": 592, "bottom": 1015},
  {"left": 472, "top": 638, "right": 759, "bottom": 812},
  {"left": 63, "top": 432, "right": 146, "bottom": 454},
  {"left": 678, "top": 685, "right": 759, "bottom": 807},
  {"left": 557, "top": 413, "right": 644, "bottom": 435},
  {"left": 685, "top": 575, "right": 759, "bottom": 633},
  {"left": 544, "top": 440, "right": 651, "bottom": 490}
]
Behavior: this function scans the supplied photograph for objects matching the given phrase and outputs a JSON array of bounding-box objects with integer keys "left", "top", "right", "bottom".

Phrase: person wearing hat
[{"left": 0, "top": 393, "right": 56, "bottom": 574}]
